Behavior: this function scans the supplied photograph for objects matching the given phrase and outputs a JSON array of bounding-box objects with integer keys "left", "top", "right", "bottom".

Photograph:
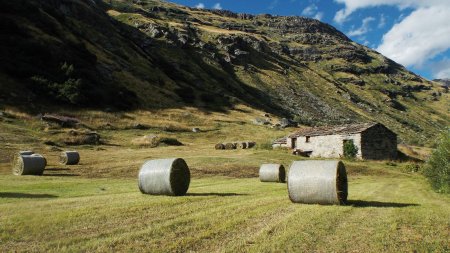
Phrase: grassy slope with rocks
[{"left": 0, "top": 0, "right": 448, "bottom": 145}]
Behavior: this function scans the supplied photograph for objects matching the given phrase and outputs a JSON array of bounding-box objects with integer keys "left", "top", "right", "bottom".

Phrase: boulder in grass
[
  {"left": 132, "top": 135, "right": 160, "bottom": 148},
  {"left": 41, "top": 114, "right": 80, "bottom": 128},
  {"left": 64, "top": 130, "right": 100, "bottom": 145}
]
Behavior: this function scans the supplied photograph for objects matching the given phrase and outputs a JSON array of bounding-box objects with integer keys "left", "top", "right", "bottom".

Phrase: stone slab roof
[
  {"left": 288, "top": 122, "right": 378, "bottom": 138},
  {"left": 272, "top": 137, "right": 287, "bottom": 144}
]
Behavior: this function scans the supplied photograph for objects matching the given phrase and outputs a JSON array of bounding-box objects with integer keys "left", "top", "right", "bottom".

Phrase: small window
[{"left": 306, "top": 136, "right": 310, "bottom": 143}]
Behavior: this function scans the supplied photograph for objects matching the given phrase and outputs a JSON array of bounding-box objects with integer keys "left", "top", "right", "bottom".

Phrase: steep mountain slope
[{"left": 0, "top": 0, "right": 448, "bottom": 144}]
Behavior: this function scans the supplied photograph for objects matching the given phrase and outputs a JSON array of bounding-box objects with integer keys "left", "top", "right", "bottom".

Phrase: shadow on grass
[
  {"left": 187, "top": 193, "right": 247, "bottom": 197},
  {"left": 45, "top": 168, "right": 71, "bottom": 171},
  {"left": 0, "top": 192, "right": 58, "bottom": 198},
  {"left": 43, "top": 173, "right": 79, "bottom": 177},
  {"left": 348, "top": 200, "right": 419, "bottom": 208}
]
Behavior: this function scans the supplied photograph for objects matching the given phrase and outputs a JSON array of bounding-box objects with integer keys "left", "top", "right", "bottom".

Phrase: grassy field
[
  {"left": 1, "top": 174, "right": 449, "bottom": 252},
  {"left": 0, "top": 107, "right": 449, "bottom": 252}
]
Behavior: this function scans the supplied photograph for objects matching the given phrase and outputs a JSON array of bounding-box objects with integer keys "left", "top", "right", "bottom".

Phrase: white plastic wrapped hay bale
[
  {"left": 288, "top": 160, "right": 348, "bottom": 205},
  {"left": 60, "top": 151, "right": 80, "bottom": 165},
  {"left": 259, "top": 164, "right": 286, "bottom": 183},
  {"left": 12, "top": 154, "right": 46, "bottom": 176},
  {"left": 138, "top": 158, "right": 190, "bottom": 196}
]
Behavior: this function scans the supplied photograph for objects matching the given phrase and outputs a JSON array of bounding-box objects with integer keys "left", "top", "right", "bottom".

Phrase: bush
[
  {"left": 423, "top": 130, "right": 449, "bottom": 193},
  {"left": 256, "top": 141, "right": 273, "bottom": 150},
  {"left": 402, "top": 163, "right": 422, "bottom": 173},
  {"left": 343, "top": 140, "right": 358, "bottom": 159}
]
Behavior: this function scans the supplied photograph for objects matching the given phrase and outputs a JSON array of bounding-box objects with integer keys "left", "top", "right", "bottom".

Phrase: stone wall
[
  {"left": 360, "top": 125, "right": 397, "bottom": 160},
  {"left": 289, "top": 133, "right": 362, "bottom": 158}
]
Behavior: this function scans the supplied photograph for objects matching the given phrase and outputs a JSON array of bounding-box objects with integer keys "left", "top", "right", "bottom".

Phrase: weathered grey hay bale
[
  {"left": 224, "top": 142, "right": 236, "bottom": 150},
  {"left": 215, "top": 143, "right": 225, "bottom": 150},
  {"left": 60, "top": 151, "right": 80, "bottom": 165},
  {"left": 259, "top": 164, "right": 286, "bottom": 183},
  {"left": 246, "top": 141, "right": 256, "bottom": 148},
  {"left": 12, "top": 154, "right": 46, "bottom": 176},
  {"left": 288, "top": 160, "right": 348, "bottom": 205},
  {"left": 237, "top": 142, "right": 247, "bottom": 149},
  {"left": 18, "top": 151, "right": 34, "bottom": 156},
  {"left": 138, "top": 158, "right": 190, "bottom": 196}
]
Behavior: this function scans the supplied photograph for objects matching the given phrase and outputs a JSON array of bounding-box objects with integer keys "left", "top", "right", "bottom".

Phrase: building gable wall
[
  {"left": 360, "top": 124, "right": 397, "bottom": 160},
  {"left": 292, "top": 133, "right": 362, "bottom": 158}
]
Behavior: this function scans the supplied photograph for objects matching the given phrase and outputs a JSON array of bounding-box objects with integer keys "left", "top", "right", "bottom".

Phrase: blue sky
[{"left": 169, "top": 0, "right": 450, "bottom": 80}]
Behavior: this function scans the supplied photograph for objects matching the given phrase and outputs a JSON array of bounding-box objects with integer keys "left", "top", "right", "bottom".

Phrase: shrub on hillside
[{"left": 423, "top": 130, "right": 449, "bottom": 193}]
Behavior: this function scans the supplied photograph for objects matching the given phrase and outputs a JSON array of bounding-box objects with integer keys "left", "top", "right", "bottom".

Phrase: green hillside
[{"left": 0, "top": 0, "right": 448, "bottom": 145}]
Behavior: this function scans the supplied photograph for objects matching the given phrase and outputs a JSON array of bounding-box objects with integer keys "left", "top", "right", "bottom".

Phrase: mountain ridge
[{"left": 0, "top": 0, "right": 448, "bottom": 145}]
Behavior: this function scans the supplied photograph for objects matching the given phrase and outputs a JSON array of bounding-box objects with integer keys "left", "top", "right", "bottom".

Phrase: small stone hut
[{"left": 285, "top": 123, "right": 397, "bottom": 160}]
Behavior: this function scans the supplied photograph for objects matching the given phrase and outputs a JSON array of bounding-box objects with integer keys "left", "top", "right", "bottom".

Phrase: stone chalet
[{"left": 274, "top": 123, "right": 397, "bottom": 160}]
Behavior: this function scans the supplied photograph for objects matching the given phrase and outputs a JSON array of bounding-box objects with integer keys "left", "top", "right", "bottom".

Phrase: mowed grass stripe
[
  {"left": 1, "top": 176, "right": 449, "bottom": 252},
  {"left": 1, "top": 178, "right": 287, "bottom": 252}
]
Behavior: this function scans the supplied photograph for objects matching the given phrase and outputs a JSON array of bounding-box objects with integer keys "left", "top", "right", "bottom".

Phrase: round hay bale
[
  {"left": 18, "top": 151, "right": 34, "bottom": 156},
  {"left": 12, "top": 151, "right": 35, "bottom": 163},
  {"left": 215, "top": 143, "right": 225, "bottom": 150},
  {"left": 60, "top": 151, "right": 80, "bottom": 165},
  {"left": 224, "top": 143, "right": 236, "bottom": 150},
  {"left": 237, "top": 142, "right": 247, "bottom": 149},
  {"left": 12, "top": 154, "right": 46, "bottom": 176},
  {"left": 288, "top": 160, "right": 348, "bottom": 205},
  {"left": 138, "top": 158, "right": 190, "bottom": 196},
  {"left": 259, "top": 164, "right": 286, "bottom": 183},
  {"left": 246, "top": 141, "right": 256, "bottom": 148}
]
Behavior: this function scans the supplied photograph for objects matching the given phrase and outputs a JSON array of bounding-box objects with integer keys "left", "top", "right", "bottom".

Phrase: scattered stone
[
  {"left": 129, "top": 123, "right": 151, "bottom": 130},
  {"left": 64, "top": 130, "right": 100, "bottom": 145},
  {"left": 132, "top": 135, "right": 159, "bottom": 147},
  {"left": 253, "top": 117, "right": 271, "bottom": 125},
  {"left": 280, "top": 118, "right": 296, "bottom": 128},
  {"left": 41, "top": 114, "right": 80, "bottom": 128}
]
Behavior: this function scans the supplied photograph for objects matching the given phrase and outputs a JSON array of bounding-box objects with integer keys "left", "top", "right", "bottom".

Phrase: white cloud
[
  {"left": 377, "top": 6, "right": 450, "bottom": 67},
  {"left": 333, "top": 0, "right": 444, "bottom": 24},
  {"left": 431, "top": 58, "right": 450, "bottom": 79},
  {"left": 378, "top": 14, "right": 386, "bottom": 28},
  {"left": 347, "top": 16, "right": 375, "bottom": 36},
  {"left": 268, "top": 0, "right": 279, "bottom": 10},
  {"left": 213, "top": 3, "right": 222, "bottom": 10},
  {"left": 302, "top": 4, "right": 318, "bottom": 16},
  {"left": 301, "top": 3, "right": 324, "bottom": 21},
  {"left": 313, "top": 12, "right": 324, "bottom": 21},
  {"left": 195, "top": 3, "right": 205, "bottom": 9}
]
